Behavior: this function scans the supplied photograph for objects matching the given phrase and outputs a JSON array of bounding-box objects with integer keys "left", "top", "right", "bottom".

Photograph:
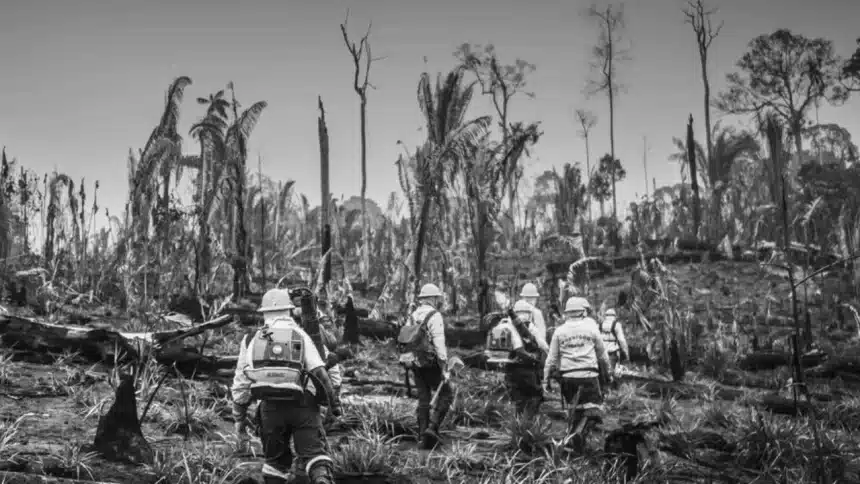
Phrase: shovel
[{"left": 430, "top": 356, "right": 465, "bottom": 409}]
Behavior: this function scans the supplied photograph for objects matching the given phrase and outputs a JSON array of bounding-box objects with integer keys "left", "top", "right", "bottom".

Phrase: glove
[
  {"left": 330, "top": 401, "right": 343, "bottom": 417},
  {"left": 442, "top": 370, "right": 451, "bottom": 381}
]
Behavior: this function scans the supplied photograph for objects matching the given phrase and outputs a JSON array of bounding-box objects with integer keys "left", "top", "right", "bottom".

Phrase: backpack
[
  {"left": 600, "top": 317, "right": 619, "bottom": 343},
  {"left": 243, "top": 325, "right": 308, "bottom": 401},
  {"left": 484, "top": 319, "right": 517, "bottom": 367},
  {"left": 397, "top": 309, "right": 438, "bottom": 368}
]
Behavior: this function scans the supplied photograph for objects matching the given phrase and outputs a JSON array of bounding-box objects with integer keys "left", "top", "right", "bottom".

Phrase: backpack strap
[
  {"left": 419, "top": 309, "right": 438, "bottom": 328},
  {"left": 610, "top": 317, "right": 619, "bottom": 342}
]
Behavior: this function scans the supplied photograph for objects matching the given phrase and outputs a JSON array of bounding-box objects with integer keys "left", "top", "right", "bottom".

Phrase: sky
[{"left": 1, "top": 0, "right": 859, "bottom": 229}]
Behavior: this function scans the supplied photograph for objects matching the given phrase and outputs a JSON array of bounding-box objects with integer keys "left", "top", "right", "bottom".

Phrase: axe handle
[{"left": 429, "top": 379, "right": 447, "bottom": 408}]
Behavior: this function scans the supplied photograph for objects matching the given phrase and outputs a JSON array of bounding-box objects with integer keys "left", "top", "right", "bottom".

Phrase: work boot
[
  {"left": 421, "top": 424, "right": 442, "bottom": 450},
  {"left": 308, "top": 462, "right": 334, "bottom": 484}
]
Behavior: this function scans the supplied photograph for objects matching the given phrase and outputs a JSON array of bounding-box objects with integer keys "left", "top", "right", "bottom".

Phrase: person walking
[
  {"left": 544, "top": 297, "right": 611, "bottom": 451},
  {"left": 231, "top": 288, "right": 342, "bottom": 484},
  {"left": 398, "top": 283, "right": 453, "bottom": 450}
]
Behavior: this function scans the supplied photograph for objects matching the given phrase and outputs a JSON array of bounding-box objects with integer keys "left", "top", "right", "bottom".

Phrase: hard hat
[
  {"left": 581, "top": 299, "right": 592, "bottom": 309},
  {"left": 418, "top": 283, "right": 442, "bottom": 299},
  {"left": 519, "top": 283, "right": 540, "bottom": 298},
  {"left": 512, "top": 300, "right": 532, "bottom": 313},
  {"left": 605, "top": 309, "right": 616, "bottom": 317},
  {"left": 564, "top": 297, "right": 586, "bottom": 313},
  {"left": 259, "top": 288, "right": 296, "bottom": 313}
]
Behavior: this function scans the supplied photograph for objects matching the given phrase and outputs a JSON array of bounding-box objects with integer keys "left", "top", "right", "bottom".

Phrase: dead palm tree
[
  {"left": 129, "top": 76, "right": 192, "bottom": 245},
  {"left": 405, "top": 67, "right": 492, "bottom": 300},
  {"left": 186, "top": 95, "right": 267, "bottom": 295}
]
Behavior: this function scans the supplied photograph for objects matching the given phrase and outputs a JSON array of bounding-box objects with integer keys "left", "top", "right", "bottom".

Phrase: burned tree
[
  {"left": 682, "top": 0, "right": 723, "bottom": 169},
  {"left": 686, "top": 114, "right": 701, "bottom": 238},
  {"left": 341, "top": 10, "right": 383, "bottom": 283},
  {"left": 584, "top": 4, "right": 630, "bottom": 252}
]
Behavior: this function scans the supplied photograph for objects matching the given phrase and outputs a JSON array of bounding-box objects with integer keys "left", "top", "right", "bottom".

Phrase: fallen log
[
  {"left": 805, "top": 355, "right": 860, "bottom": 379},
  {"left": 756, "top": 393, "right": 817, "bottom": 417},
  {"left": 0, "top": 315, "right": 140, "bottom": 362},
  {"left": 738, "top": 350, "right": 828, "bottom": 372}
]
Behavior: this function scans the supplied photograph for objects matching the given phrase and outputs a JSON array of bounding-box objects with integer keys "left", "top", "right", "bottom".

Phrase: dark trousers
[
  {"left": 558, "top": 377, "right": 604, "bottom": 450},
  {"left": 413, "top": 364, "right": 453, "bottom": 432},
  {"left": 258, "top": 399, "right": 328, "bottom": 482},
  {"left": 505, "top": 365, "right": 543, "bottom": 418},
  {"left": 560, "top": 377, "right": 604, "bottom": 425}
]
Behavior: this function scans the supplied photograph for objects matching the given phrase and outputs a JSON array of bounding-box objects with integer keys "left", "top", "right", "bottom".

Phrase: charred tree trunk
[
  {"left": 92, "top": 374, "right": 153, "bottom": 465},
  {"left": 360, "top": 96, "right": 370, "bottom": 283},
  {"left": 319, "top": 97, "right": 332, "bottom": 288},
  {"left": 344, "top": 295, "right": 359, "bottom": 345},
  {"left": 412, "top": 196, "right": 433, "bottom": 299},
  {"left": 687, "top": 114, "right": 701, "bottom": 239},
  {"left": 322, "top": 224, "right": 332, "bottom": 286}
]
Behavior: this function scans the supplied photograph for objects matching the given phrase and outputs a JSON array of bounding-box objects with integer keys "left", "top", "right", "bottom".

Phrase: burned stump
[{"left": 92, "top": 374, "right": 153, "bottom": 465}]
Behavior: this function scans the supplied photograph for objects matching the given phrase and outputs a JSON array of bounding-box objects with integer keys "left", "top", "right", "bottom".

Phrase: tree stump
[{"left": 92, "top": 374, "right": 153, "bottom": 465}]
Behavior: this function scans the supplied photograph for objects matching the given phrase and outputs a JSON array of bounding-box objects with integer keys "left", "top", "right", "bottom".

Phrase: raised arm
[{"left": 230, "top": 335, "right": 253, "bottom": 429}]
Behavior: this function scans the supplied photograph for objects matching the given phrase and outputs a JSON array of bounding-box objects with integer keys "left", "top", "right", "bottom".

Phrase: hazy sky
[{"left": 1, "top": 0, "right": 858, "bottom": 226}]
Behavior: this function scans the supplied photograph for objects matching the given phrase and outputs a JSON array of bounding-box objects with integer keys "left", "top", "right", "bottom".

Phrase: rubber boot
[
  {"left": 417, "top": 405, "right": 430, "bottom": 439},
  {"left": 308, "top": 460, "right": 335, "bottom": 484},
  {"left": 422, "top": 424, "right": 441, "bottom": 450},
  {"left": 422, "top": 401, "right": 449, "bottom": 450}
]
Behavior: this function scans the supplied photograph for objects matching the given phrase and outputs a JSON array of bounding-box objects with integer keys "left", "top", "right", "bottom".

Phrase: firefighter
[
  {"left": 516, "top": 283, "right": 548, "bottom": 343},
  {"left": 397, "top": 283, "right": 453, "bottom": 450},
  {"left": 544, "top": 297, "right": 611, "bottom": 451},
  {"left": 485, "top": 300, "right": 549, "bottom": 418},
  {"left": 599, "top": 308, "right": 629, "bottom": 379},
  {"left": 231, "top": 288, "right": 342, "bottom": 484}
]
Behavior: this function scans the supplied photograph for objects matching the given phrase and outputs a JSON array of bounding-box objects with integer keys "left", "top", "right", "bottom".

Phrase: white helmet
[
  {"left": 512, "top": 300, "right": 532, "bottom": 312},
  {"left": 512, "top": 300, "right": 533, "bottom": 320},
  {"left": 259, "top": 288, "right": 296, "bottom": 313},
  {"left": 418, "top": 283, "right": 443, "bottom": 299},
  {"left": 564, "top": 297, "right": 586, "bottom": 314},
  {"left": 519, "top": 283, "right": 539, "bottom": 298},
  {"left": 605, "top": 308, "right": 616, "bottom": 317},
  {"left": 581, "top": 299, "right": 592, "bottom": 310}
]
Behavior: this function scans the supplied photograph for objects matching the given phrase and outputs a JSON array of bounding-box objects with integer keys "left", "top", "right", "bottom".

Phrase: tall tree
[
  {"left": 584, "top": 4, "right": 630, "bottom": 252},
  {"left": 341, "top": 10, "right": 382, "bottom": 283},
  {"left": 716, "top": 29, "right": 847, "bottom": 170},
  {"left": 686, "top": 114, "right": 701, "bottom": 238},
  {"left": 454, "top": 43, "right": 537, "bottom": 225},
  {"left": 682, "top": 0, "right": 723, "bottom": 169},
  {"left": 574, "top": 109, "right": 597, "bottom": 229}
]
